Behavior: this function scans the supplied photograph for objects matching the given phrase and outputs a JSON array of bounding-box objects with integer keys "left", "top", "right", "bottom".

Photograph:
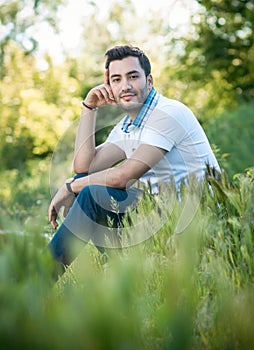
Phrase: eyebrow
[{"left": 110, "top": 70, "right": 141, "bottom": 79}]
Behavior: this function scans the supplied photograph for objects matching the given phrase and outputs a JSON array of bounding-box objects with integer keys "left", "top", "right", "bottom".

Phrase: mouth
[{"left": 120, "top": 93, "right": 136, "bottom": 102}]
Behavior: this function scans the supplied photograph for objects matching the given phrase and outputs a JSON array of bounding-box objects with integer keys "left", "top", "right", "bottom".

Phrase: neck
[{"left": 128, "top": 107, "right": 142, "bottom": 121}]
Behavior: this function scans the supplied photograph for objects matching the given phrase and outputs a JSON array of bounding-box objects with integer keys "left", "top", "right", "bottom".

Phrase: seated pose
[{"left": 48, "top": 45, "right": 220, "bottom": 270}]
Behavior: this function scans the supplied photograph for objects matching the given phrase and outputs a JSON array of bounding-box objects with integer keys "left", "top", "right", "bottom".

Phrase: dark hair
[{"left": 105, "top": 45, "right": 151, "bottom": 76}]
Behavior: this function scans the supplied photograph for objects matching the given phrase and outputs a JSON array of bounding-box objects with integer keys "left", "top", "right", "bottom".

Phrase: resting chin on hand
[{"left": 48, "top": 185, "right": 76, "bottom": 229}]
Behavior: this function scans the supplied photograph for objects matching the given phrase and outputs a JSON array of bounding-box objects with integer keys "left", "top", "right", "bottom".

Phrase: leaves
[
  {"left": 0, "top": 0, "right": 65, "bottom": 68},
  {"left": 0, "top": 166, "right": 254, "bottom": 349},
  {"left": 174, "top": 0, "right": 254, "bottom": 115}
]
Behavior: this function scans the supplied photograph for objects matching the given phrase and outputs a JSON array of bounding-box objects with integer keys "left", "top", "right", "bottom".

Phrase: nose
[{"left": 121, "top": 77, "right": 132, "bottom": 92}]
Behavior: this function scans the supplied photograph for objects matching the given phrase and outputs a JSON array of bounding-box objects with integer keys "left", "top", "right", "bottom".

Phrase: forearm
[
  {"left": 71, "top": 167, "right": 131, "bottom": 194},
  {"left": 70, "top": 143, "right": 166, "bottom": 195},
  {"left": 73, "top": 105, "right": 97, "bottom": 173}
]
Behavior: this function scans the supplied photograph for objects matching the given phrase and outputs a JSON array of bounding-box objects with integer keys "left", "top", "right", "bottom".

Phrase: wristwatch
[{"left": 65, "top": 177, "right": 76, "bottom": 195}]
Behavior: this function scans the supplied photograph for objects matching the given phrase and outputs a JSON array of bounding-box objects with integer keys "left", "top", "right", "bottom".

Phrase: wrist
[
  {"left": 65, "top": 177, "right": 77, "bottom": 196},
  {"left": 71, "top": 176, "right": 88, "bottom": 194},
  {"left": 82, "top": 101, "right": 98, "bottom": 111}
]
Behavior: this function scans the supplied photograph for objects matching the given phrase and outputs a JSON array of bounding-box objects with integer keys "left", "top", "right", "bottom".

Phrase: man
[{"left": 48, "top": 45, "right": 220, "bottom": 269}]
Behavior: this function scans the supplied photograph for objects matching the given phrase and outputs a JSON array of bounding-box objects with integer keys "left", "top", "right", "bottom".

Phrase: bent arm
[
  {"left": 73, "top": 106, "right": 97, "bottom": 173},
  {"left": 83, "top": 142, "right": 126, "bottom": 174},
  {"left": 71, "top": 144, "right": 167, "bottom": 193},
  {"left": 73, "top": 69, "right": 116, "bottom": 173}
]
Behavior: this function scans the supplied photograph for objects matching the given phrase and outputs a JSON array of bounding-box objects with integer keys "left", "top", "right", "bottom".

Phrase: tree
[
  {"left": 205, "top": 102, "right": 254, "bottom": 177},
  {"left": 0, "top": 42, "right": 81, "bottom": 169},
  {"left": 174, "top": 0, "right": 254, "bottom": 116},
  {"left": 0, "top": 0, "right": 65, "bottom": 75},
  {"left": 76, "top": 0, "right": 175, "bottom": 110}
]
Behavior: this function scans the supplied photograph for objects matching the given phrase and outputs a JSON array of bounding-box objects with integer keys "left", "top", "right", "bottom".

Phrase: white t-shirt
[{"left": 106, "top": 94, "right": 220, "bottom": 192}]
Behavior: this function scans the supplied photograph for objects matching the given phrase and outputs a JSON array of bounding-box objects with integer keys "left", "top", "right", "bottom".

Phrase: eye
[
  {"left": 112, "top": 77, "right": 121, "bottom": 83},
  {"left": 130, "top": 74, "right": 138, "bottom": 79}
]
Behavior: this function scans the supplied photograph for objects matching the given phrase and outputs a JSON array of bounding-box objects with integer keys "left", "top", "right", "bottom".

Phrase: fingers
[
  {"left": 85, "top": 84, "right": 115, "bottom": 107},
  {"left": 48, "top": 204, "right": 58, "bottom": 229},
  {"left": 93, "top": 86, "right": 111, "bottom": 102},
  {"left": 85, "top": 70, "right": 116, "bottom": 108},
  {"left": 104, "top": 68, "right": 110, "bottom": 85},
  {"left": 104, "top": 70, "right": 116, "bottom": 102},
  {"left": 95, "top": 84, "right": 115, "bottom": 103},
  {"left": 51, "top": 220, "right": 58, "bottom": 230},
  {"left": 50, "top": 214, "right": 58, "bottom": 229}
]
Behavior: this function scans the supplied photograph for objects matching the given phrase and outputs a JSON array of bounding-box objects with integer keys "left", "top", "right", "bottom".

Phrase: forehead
[{"left": 109, "top": 56, "right": 143, "bottom": 76}]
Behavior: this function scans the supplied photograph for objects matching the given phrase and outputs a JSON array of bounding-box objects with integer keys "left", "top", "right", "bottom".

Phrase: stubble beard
[{"left": 117, "top": 84, "right": 149, "bottom": 116}]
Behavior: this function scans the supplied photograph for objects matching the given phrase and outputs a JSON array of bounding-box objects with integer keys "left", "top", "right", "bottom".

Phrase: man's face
[{"left": 108, "top": 56, "right": 153, "bottom": 118}]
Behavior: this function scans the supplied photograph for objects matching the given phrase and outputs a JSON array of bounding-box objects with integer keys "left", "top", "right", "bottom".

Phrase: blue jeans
[{"left": 48, "top": 174, "right": 142, "bottom": 267}]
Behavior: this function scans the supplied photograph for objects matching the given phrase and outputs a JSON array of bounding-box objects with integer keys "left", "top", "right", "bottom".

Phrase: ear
[{"left": 147, "top": 74, "right": 153, "bottom": 91}]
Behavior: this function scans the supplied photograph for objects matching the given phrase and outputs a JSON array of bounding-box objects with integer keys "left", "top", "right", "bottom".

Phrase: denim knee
[{"left": 76, "top": 185, "right": 125, "bottom": 227}]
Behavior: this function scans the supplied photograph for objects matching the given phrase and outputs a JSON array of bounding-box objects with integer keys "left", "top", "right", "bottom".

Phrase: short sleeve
[
  {"left": 140, "top": 108, "right": 187, "bottom": 151},
  {"left": 141, "top": 128, "right": 174, "bottom": 152}
]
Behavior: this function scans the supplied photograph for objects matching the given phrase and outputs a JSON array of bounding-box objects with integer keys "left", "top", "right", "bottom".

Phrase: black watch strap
[{"left": 65, "top": 177, "right": 77, "bottom": 196}]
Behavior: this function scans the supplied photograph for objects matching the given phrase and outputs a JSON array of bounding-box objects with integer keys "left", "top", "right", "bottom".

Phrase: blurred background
[
  {"left": 0, "top": 0, "right": 253, "bottom": 224},
  {"left": 0, "top": 2, "right": 254, "bottom": 349}
]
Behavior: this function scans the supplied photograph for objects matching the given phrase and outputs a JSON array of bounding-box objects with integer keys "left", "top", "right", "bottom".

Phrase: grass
[{"left": 0, "top": 166, "right": 253, "bottom": 349}]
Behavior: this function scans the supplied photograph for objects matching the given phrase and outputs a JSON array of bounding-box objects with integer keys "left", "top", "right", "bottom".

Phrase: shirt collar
[{"left": 121, "top": 88, "right": 159, "bottom": 133}]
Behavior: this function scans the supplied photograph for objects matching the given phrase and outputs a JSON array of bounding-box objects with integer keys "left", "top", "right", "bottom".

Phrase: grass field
[{"left": 0, "top": 165, "right": 253, "bottom": 349}]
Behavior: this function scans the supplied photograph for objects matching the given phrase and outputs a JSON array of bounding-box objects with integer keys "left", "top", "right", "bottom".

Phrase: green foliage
[
  {"left": 0, "top": 0, "right": 65, "bottom": 71},
  {"left": 0, "top": 159, "right": 51, "bottom": 229},
  {"left": 1, "top": 0, "right": 253, "bottom": 176},
  {"left": 204, "top": 102, "right": 254, "bottom": 178},
  {"left": 173, "top": 0, "right": 254, "bottom": 117},
  {"left": 0, "top": 1, "right": 253, "bottom": 347},
  {"left": 0, "top": 167, "right": 254, "bottom": 349},
  {"left": 0, "top": 43, "right": 82, "bottom": 170}
]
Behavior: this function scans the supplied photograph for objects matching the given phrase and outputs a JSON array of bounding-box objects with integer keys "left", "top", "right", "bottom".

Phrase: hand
[
  {"left": 48, "top": 185, "right": 76, "bottom": 229},
  {"left": 84, "top": 69, "right": 116, "bottom": 108}
]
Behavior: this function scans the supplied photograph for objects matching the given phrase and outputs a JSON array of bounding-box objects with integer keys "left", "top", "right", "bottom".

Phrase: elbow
[
  {"left": 73, "top": 164, "right": 84, "bottom": 175},
  {"left": 73, "top": 160, "right": 89, "bottom": 175},
  {"left": 73, "top": 149, "right": 96, "bottom": 174}
]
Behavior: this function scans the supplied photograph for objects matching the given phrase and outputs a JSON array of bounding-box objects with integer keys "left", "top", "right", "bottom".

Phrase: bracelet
[{"left": 82, "top": 101, "right": 98, "bottom": 111}]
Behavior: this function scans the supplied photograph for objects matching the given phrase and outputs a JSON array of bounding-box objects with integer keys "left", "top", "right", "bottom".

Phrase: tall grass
[{"left": 0, "top": 168, "right": 253, "bottom": 349}]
